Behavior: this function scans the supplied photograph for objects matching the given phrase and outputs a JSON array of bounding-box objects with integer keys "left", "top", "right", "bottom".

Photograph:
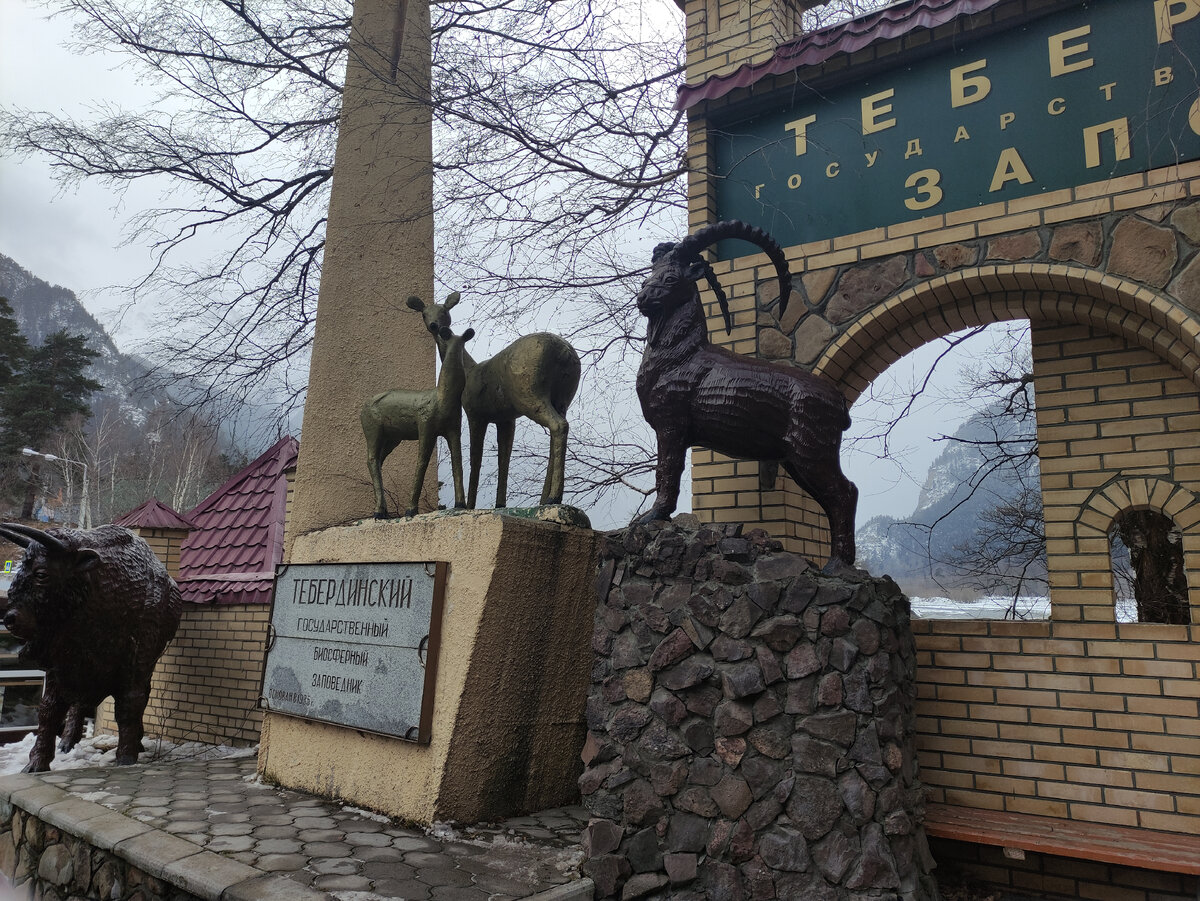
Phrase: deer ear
[
  {"left": 406, "top": 296, "right": 426, "bottom": 312},
  {"left": 463, "top": 328, "right": 475, "bottom": 341},
  {"left": 444, "top": 291, "right": 461, "bottom": 309}
]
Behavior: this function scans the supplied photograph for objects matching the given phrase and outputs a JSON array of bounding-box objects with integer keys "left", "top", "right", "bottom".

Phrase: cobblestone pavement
[{"left": 38, "top": 755, "right": 588, "bottom": 900}]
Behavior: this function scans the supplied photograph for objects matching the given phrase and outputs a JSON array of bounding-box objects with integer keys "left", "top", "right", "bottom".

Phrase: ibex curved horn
[
  {"left": 675, "top": 220, "right": 793, "bottom": 325},
  {"left": 0, "top": 523, "right": 68, "bottom": 554}
]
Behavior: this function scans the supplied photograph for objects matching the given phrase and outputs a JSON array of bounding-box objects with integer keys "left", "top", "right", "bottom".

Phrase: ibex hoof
[
  {"left": 403, "top": 508, "right": 418, "bottom": 518},
  {"left": 632, "top": 508, "right": 672, "bottom": 526},
  {"left": 373, "top": 512, "right": 391, "bottom": 520}
]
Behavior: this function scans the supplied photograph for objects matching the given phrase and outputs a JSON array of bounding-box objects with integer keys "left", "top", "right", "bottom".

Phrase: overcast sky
[
  {"left": 0, "top": 0, "right": 166, "bottom": 344},
  {"left": 0, "top": 0, "right": 988, "bottom": 527}
]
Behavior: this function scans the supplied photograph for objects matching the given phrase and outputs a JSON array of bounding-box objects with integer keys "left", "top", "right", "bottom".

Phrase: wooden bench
[{"left": 924, "top": 803, "right": 1200, "bottom": 875}]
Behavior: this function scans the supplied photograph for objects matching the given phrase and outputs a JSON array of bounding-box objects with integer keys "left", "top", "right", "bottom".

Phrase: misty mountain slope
[
  {"left": 0, "top": 252, "right": 162, "bottom": 427},
  {"left": 855, "top": 410, "right": 1041, "bottom": 593}
]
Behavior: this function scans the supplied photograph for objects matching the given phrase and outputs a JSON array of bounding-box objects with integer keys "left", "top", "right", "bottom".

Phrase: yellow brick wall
[
  {"left": 1034, "top": 324, "right": 1200, "bottom": 624},
  {"left": 132, "top": 528, "right": 186, "bottom": 581},
  {"left": 96, "top": 604, "right": 269, "bottom": 747},
  {"left": 914, "top": 618, "right": 1200, "bottom": 837},
  {"left": 683, "top": 0, "right": 806, "bottom": 86}
]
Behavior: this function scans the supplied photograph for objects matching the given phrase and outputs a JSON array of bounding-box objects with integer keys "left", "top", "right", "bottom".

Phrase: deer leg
[
  {"left": 467, "top": 417, "right": 488, "bottom": 510},
  {"left": 363, "top": 421, "right": 390, "bottom": 519},
  {"left": 113, "top": 685, "right": 150, "bottom": 766},
  {"left": 495, "top": 419, "right": 516, "bottom": 508},
  {"left": 25, "top": 679, "right": 68, "bottom": 772},
  {"left": 634, "top": 429, "right": 687, "bottom": 524},
  {"left": 537, "top": 409, "right": 569, "bottom": 506},
  {"left": 406, "top": 429, "right": 437, "bottom": 517},
  {"left": 784, "top": 459, "right": 858, "bottom": 566},
  {"left": 448, "top": 428, "right": 466, "bottom": 509}
]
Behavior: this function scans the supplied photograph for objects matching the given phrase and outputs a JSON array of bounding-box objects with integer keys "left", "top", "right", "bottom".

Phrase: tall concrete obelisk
[{"left": 288, "top": 0, "right": 436, "bottom": 547}]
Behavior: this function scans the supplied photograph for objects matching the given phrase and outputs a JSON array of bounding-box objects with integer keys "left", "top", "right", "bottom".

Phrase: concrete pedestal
[{"left": 258, "top": 510, "right": 598, "bottom": 824}]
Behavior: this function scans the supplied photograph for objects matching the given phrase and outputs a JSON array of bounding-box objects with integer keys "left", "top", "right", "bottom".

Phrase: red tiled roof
[
  {"left": 675, "top": 0, "right": 1006, "bottom": 110},
  {"left": 178, "top": 436, "right": 298, "bottom": 605},
  {"left": 113, "top": 497, "right": 196, "bottom": 531}
]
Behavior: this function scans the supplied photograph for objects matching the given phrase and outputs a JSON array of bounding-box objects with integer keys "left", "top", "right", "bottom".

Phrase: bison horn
[
  {"left": 0, "top": 523, "right": 69, "bottom": 554},
  {"left": 675, "top": 220, "right": 793, "bottom": 321},
  {"left": 0, "top": 527, "right": 31, "bottom": 549}
]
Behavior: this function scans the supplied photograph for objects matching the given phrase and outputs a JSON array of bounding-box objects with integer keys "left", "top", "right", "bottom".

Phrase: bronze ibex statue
[
  {"left": 633, "top": 220, "right": 858, "bottom": 565},
  {"left": 361, "top": 321, "right": 475, "bottom": 518},
  {"left": 406, "top": 292, "right": 580, "bottom": 508}
]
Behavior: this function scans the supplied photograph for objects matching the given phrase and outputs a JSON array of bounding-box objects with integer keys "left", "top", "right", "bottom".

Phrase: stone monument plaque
[{"left": 260, "top": 561, "right": 447, "bottom": 743}]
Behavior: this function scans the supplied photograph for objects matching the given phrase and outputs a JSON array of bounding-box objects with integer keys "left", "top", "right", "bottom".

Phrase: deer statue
[
  {"left": 406, "top": 292, "right": 580, "bottom": 509},
  {"left": 632, "top": 220, "right": 858, "bottom": 565},
  {"left": 361, "top": 321, "right": 475, "bottom": 518}
]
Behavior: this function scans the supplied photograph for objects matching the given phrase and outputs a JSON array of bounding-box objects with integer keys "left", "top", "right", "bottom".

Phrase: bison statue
[{"left": 0, "top": 523, "right": 182, "bottom": 772}]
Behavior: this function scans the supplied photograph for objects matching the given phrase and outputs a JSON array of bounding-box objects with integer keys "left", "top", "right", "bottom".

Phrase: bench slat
[{"left": 924, "top": 804, "right": 1200, "bottom": 875}]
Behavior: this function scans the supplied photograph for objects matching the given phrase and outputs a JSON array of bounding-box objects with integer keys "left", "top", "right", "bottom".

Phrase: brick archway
[
  {"left": 811, "top": 264, "right": 1200, "bottom": 402},
  {"left": 1073, "top": 477, "right": 1200, "bottom": 621}
]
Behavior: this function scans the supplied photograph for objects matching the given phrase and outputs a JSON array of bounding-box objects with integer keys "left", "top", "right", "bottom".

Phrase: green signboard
[{"left": 711, "top": 0, "right": 1200, "bottom": 249}]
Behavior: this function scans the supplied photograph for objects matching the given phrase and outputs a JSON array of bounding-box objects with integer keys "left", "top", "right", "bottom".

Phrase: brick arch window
[
  {"left": 1109, "top": 509, "right": 1190, "bottom": 625},
  {"left": 1075, "top": 478, "right": 1200, "bottom": 626}
]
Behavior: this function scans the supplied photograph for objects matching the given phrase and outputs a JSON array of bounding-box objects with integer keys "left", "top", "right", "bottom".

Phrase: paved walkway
[{"left": 2, "top": 754, "right": 591, "bottom": 900}]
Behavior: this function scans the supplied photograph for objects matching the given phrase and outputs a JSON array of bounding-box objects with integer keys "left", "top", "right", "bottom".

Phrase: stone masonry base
[{"left": 582, "top": 520, "right": 936, "bottom": 900}]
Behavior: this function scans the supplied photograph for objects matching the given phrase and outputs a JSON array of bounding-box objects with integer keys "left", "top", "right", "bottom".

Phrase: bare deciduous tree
[{"left": 3, "top": 0, "right": 891, "bottom": 519}]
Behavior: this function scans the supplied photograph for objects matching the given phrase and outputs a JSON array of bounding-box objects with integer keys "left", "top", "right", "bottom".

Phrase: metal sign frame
[{"left": 258, "top": 560, "right": 448, "bottom": 744}]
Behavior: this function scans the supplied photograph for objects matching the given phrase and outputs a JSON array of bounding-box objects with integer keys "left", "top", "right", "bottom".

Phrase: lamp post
[{"left": 21, "top": 448, "right": 90, "bottom": 529}]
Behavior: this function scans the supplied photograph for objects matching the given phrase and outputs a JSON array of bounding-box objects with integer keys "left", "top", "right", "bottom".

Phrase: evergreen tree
[
  {"left": 0, "top": 298, "right": 29, "bottom": 389},
  {"left": 0, "top": 330, "right": 102, "bottom": 518}
]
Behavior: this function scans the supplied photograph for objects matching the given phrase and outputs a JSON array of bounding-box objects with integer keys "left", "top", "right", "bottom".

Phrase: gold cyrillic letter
[
  {"left": 1099, "top": 82, "right": 1117, "bottom": 101},
  {"left": 904, "top": 169, "right": 943, "bottom": 210},
  {"left": 1155, "top": 0, "right": 1200, "bottom": 42},
  {"left": 864, "top": 150, "right": 879, "bottom": 167},
  {"left": 784, "top": 115, "right": 818, "bottom": 156},
  {"left": 954, "top": 126, "right": 971, "bottom": 142},
  {"left": 989, "top": 147, "right": 1034, "bottom": 191},
  {"left": 1049, "top": 25, "right": 1093, "bottom": 77},
  {"left": 950, "top": 60, "right": 991, "bottom": 108},
  {"left": 1082, "top": 118, "right": 1131, "bottom": 168},
  {"left": 1000, "top": 112, "right": 1016, "bottom": 130},
  {"left": 904, "top": 139, "right": 923, "bottom": 159},
  {"left": 861, "top": 89, "right": 897, "bottom": 135},
  {"left": 1155, "top": 66, "right": 1174, "bottom": 85},
  {"left": 1047, "top": 97, "right": 1066, "bottom": 115},
  {"left": 825, "top": 162, "right": 840, "bottom": 178},
  {"left": 787, "top": 174, "right": 802, "bottom": 189}
]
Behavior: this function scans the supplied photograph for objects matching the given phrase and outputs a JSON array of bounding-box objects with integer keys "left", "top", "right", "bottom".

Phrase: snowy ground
[
  {"left": 910, "top": 595, "right": 1051, "bottom": 620},
  {"left": 911, "top": 594, "right": 1138, "bottom": 621},
  {"left": 0, "top": 731, "right": 256, "bottom": 777}
]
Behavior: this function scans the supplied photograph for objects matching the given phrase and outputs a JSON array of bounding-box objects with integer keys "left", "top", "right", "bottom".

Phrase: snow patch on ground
[
  {"left": 341, "top": 804, "right": 392, "bottom": 824},
  {"left": 0, "top": 731, "right": 256, "bottom": 777}
]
